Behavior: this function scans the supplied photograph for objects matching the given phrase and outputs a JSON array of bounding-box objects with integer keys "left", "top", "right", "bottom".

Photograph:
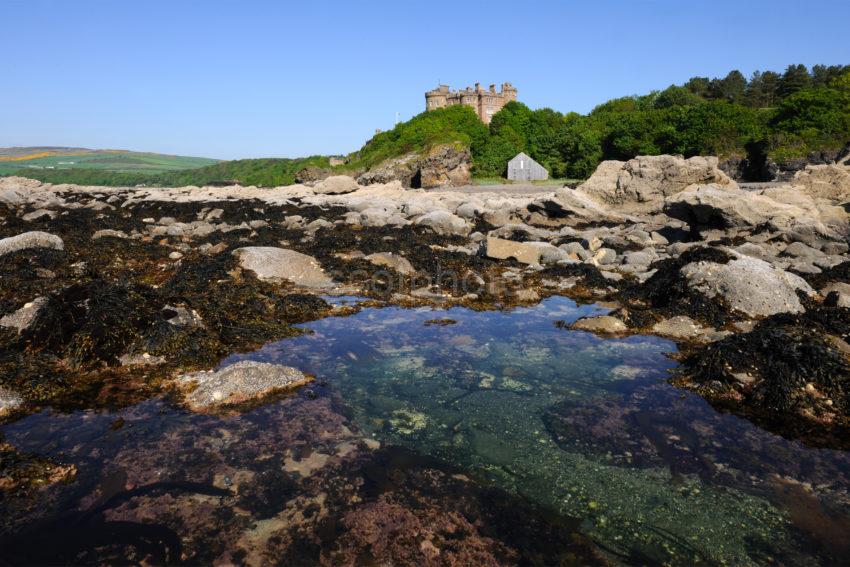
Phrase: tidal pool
[{"left": 2, "top": 296, "right": 849, "bottom": 565}]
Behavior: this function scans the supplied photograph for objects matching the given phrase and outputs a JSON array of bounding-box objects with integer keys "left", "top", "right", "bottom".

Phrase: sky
[{"left": 1, "top": 0, "right": 847, "bottom": 160}]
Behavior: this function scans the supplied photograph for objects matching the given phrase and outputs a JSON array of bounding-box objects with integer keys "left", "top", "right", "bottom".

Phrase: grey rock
[
  {"left": 821, "top": 282, "right": 850, "bottom": 308},
  {"left": 822, "top": 242, "right": 849, "bottom": 255},
  {"left": 365, "top": 252, "right": 416, "bottom": 275},
  {"left": 313, "top": 175, "right": 359, "bottom": 195},
  {"left": 164, "top": 305, "right": 204, "bottom": 327},
  {"left": 178, "top": 360, "right": 312, "bottom": 411},
  {"left": 558, "top": 242, "right": 590, "bottom": 260},
  {"left": 92, "top": 229, "right": 129, "bottom": 240},
  {"left": 486, "top": 237, "right": 554, "bottom": 265},
  {"left": 119, "top": 352, "right": 166, "bottom": 366},
  {"left": 623, "top": 249, "right": 657, "bottom": 266},
  {"left": 0, "top": 231, "right": 63, "bottom": 258},
  {"left": 651, "top": 316, "right": 718, "bottom": 342},
  {"left": 233, "top": 247, "right": 335, "bottom": 289},
  {"left": 22, "top": 209, "right": 56, "bottom": 222},
  {"left": 783, "top": 241, "right": 824, "bottom": 259},
  {"left": 0, "top": 189, "right": 24, "bottom": 207},
  {"left": 0, "top": 297, "right": 47, "bottom": 332},
  {"left": 681, "top": 255, "right": 815, "bottom": 317},
  {"left": 415, "top": 210, "right": 470, "bottom": 236},
  {"left": 589, "top": 247, "right": 618, "bottom": 266}
]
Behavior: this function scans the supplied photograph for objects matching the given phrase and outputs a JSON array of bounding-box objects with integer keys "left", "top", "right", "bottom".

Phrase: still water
[{"left": 2, "top": 297, "right": 848, "bottom": 565}]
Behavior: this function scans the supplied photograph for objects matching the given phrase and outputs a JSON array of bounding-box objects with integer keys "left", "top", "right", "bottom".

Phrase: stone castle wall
[{"left": 425, "top": 82, "right": 517, "bottom": 124}]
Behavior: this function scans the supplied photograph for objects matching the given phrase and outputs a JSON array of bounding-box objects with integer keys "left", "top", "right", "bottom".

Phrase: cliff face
[{"left": 356, "top": 144, "right": 471, "bottom": 189}]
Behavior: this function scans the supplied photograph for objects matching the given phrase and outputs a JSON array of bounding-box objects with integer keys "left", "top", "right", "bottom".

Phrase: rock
[
  {"left": 22, "top": 209, "right": 56, "bottom": 222},
  {"left": 313, "top": 175, "right": 360, "bottom": 195},
  {"left": 822, "top": 282, "right": 850, "bottom": 308},
  {"left": 512, "top": 289, "right": 540, "bottom": 302},
  {"left": 415, "top": 210, "right": 470, "bottom": 236},
  {"left": 365, "top": 252, "right": 415, "bottom": 275},
  {"left": 178, "top": 360, "right": 312, "bottom": 411},
  {"left": 92, "top": 229, "right": 129, "bottom": 240},
  {"left": 163, "top": 305, "right": 204, "bottom": 328},
  {"left": 652, "top": 316, "right": 712, "bottom": 342},
  {"left": 0, "top": 189, "right": 24, "bottom": 207},
  {"left": 233, "top": 247, "right": 335, "bottom": 289},
  {"left": 119, "top": 352, "right": 166, "bottom": 366},
  {"left": 294, "top": 165, "right": 332, "bottom": 184},
  {"left": 357, "top": 143, "right": 471, "bottom": 189},
  {"left": 0, "top": 297, "right": 47, "bottom": 332},
  {"left": 559, "top": 242, "right": 590, "bottom": 260},
  {"left": 570, "top": 315, "right": 628, "bottom": 335},
  {"left": 588, "top": 247, "right": 617, "bottom": 266},
  {"left": 168, "top": 251, "right": 184, "bottom": 260},
  {"left": 577, "top": 155, "right": 736, "bottom": 213},
  {"left": 0, "top": 386, "right": 23, "bottom": 416},
  {"left": 681, "top": 255, "right": 815, "bottom": 317},
  {"left": 623, "top": 249, "right": 657, "bottom": 266},
  {"left": 783, "top": 241, "right": 824, "bottom": 259},
  {"left": 486, "top": 237, "right": 545, "bottom": 265},
  {"left": 455, "top": 202, "right": 481, "bottom": 219},
  {"left": 791, "top": 164, "right": 850, "bottom": 203},
  {"left": 0, "top": 231, "right": 64, "bottom": 258}
]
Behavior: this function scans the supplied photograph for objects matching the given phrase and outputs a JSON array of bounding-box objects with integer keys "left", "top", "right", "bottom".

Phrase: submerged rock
[
  {"left": 233, "top": 247, "right": 335, "bottom": 289},
  {"left": 0, "top": 231, "right": 64, "bottom": 258},
  {"left": 681, "top": 255, "right": 814, "bottom": 317},
  {"left": 570, "top": 315, "right": 628, "bottom": 335},
  {"left": 177, "top": 360, "right": 313, "bottom": 411},
  {"left": 0, "top": 386, "right": 23, "bottom": 416}
]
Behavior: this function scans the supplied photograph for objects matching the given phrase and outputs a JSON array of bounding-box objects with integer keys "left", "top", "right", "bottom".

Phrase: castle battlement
[{"left": 425, "top": 82, "right": 517, "bottom": 124}]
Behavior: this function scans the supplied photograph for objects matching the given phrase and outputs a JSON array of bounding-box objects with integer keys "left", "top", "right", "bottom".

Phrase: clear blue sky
[{"left": 1, "top": 0, "right": 846, "bottom": 160}]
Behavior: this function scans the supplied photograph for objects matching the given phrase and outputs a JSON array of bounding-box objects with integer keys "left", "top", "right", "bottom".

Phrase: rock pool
[{"left": 1, "top": 296, "right": 848, "bottom": 565}]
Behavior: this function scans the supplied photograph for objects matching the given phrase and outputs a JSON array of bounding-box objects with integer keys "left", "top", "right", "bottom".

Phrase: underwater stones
[
  {"left": 681, "top": 255, "right": 815, "bottom": 317},
  {"left": 177, "top": 360, "right": 313, "bottom": 411},
  {"left": 233, "top": 247, "right": 335, "bottom": 289},
  {"left": 0, "top": 231, "right": 64, "bottom": 258},
  {"left": 365, "top": 252, "right": 415, "bottom": 275},
  {"left": 0, "top": 387, "right": 23, "bottom": 416},
  {"left": 414, "top": 210, "right": 470, "bottom": 236},
  {"left": 570, "top": 315, "right": 628, "bottom": 336},
  {"left": 313, "top": 175, "right": 359, "bottom": 195},
  {"left": 0, "top": 297, "right": 47, "bottom": 333},
  {"left": 389, "top": 408, "right": 428, "bottom": 435}
]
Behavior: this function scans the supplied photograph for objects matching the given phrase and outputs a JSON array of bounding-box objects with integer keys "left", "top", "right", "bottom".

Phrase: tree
[
  {"left": 653, "top": 85, "right": 703, "bottom": 108},
  {"left": 744, "top": 70, "right": 781, "bottom": 107},
  {"left": 777, "top": 64, "right": 811, "bottom": 98},
  {"left": 711, "top": 70, "right": 747, "bottom": 103}
]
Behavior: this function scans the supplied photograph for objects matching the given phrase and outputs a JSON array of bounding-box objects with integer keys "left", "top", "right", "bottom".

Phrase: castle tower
[
  {"left": 501, "top": 82, "right": 518, "bottom": 102},
  {"left": 424, "top": 82, "right": 517, "bottom": 124},
  {"left": 425, "top": 84, "right": 449, "bottom": 111}
]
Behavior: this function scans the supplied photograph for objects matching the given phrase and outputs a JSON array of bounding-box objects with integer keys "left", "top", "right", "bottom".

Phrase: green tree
[{"left": 778, "top": 64, "right": 812, "bottom": 98}]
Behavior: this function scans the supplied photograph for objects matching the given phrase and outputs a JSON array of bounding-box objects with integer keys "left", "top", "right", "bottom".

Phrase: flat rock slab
[
  {"left": 0, "top": 231, "right": 64, "bottom": 258},
  {"left": 178, "top": 360, "right": 313, "bottom": 411},
  {"left": 233, "top": 247, "right": 335, "bottom": 289}
]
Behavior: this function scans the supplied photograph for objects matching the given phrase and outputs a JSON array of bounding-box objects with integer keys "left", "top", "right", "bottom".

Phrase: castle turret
[
  {"left": 501, "top": 82, "right": 518, "bottom": 101},
  {"left": 425, "top": 84, "right": 449, "bottom": 111}
]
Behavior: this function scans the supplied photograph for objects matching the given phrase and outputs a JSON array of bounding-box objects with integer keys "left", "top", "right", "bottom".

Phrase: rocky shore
[{"left": 1, "top": 154, "right": 849, "bottom": 449}]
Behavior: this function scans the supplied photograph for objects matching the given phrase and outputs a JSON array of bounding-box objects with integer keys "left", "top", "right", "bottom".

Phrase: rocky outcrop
[
  {"left": 233, "top": 247, "right": 335, "bottom": 289},
  {"left": 681, "top": 255, "right": 815, "bottom": 317},
  {"left": 791, "top": 164, "right": 850, "bottom": 203},
  {"left": 414, "top": 210, "right": 470, "bottom": 236},
  {"left": 177, "top": 360, "right": 313, "bottom": 411},
  {"left": 294, "top": 165, "right": 332, "bottom": 184},
  {"left": 357, "top": 144, "right": 471, "bottom": 189},
  {"left": 0, "top": 231, "right": 64, "bottom": 258},
  {"left": 576, "top": 155, "right": 736, "bottom": 213}
]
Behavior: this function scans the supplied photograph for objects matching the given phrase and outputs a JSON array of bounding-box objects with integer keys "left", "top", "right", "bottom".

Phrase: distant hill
[{"left": 0, "top": 147, "right": 218, "bottom": 175}]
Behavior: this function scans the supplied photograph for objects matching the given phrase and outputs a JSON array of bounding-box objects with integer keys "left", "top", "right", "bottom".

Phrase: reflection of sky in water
[{"left": 4, "top": 296, "right": 850, "bottom": 565}]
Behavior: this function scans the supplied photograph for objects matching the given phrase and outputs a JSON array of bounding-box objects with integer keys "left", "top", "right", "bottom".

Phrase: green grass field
[{"left": 0, "top": 148, "right": 217, "bottom": 175}]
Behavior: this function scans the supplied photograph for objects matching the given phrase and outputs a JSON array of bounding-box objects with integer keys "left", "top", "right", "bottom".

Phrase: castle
[{"left": 425, "top": 82, "right": 517, "bottom": 124}]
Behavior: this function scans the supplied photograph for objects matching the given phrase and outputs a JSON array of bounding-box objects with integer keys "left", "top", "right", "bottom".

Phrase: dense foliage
[{"left": 472, "top": 64, "right": 850, "bottom": 178}]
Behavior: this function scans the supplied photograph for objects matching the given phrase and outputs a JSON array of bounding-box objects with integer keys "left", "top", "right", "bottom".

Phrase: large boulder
[
  {"left": 313, "top": 175, "right": 360, "bottom": 195},
  {"left": 680, "top": 255, "right": 815, "bottom": 317},
  {"left": 357, "top": 143, "right": 471, "bottom": 189},
  {"left": 576, "top": 155, "right": 736, "bottom": 213},
  {"left": 177, "top": 361, "right": 312, "bottom": 411},
  {"left": 0, "top": 231, "right": 64, "bottom": 258},
  {"left": 233, "top": 247, "right": 335, "bottom": 289},
  {"left": 486, "top": 237, "right": 563, "bottom": 265},
  {"left": 415, "top": 210, "right": 470, "bottom": 236},
  {"left": 664, "top": 184, "right": 803, "bottom": 227}
]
